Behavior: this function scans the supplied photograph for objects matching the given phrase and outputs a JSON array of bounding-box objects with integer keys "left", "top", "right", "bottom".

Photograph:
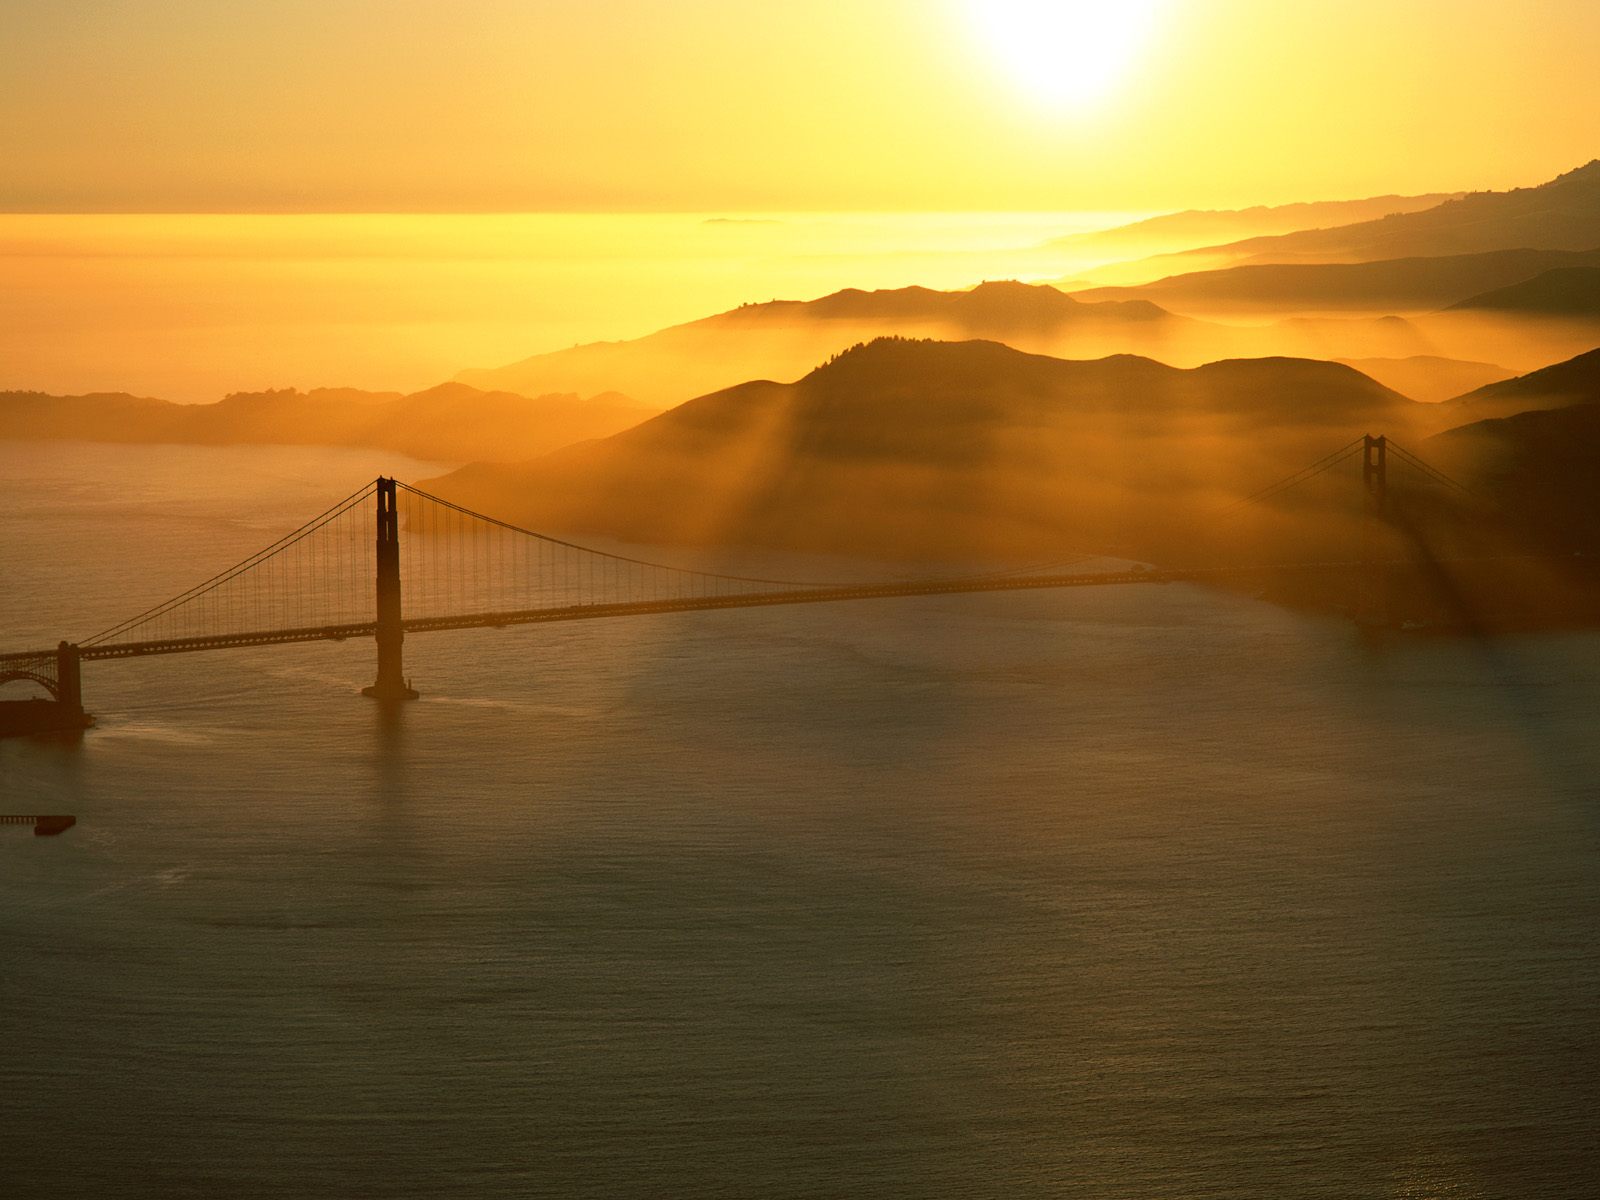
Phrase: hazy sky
[{"left": 4, "top": 0, "right": 1598, "bottom": 212}]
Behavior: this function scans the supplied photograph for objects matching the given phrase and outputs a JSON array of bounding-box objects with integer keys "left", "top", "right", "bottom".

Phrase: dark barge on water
[{"left": 0, "top": 814, "right": 77, "bottom": 836}]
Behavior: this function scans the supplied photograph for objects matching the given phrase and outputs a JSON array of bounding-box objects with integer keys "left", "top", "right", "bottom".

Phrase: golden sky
[{"left": 5, "top": 0, "right": 1598, "bottom": 213}]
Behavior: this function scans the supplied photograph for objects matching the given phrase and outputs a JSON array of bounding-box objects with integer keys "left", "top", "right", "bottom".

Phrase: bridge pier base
[
  {"left": 0, "top": 642, "right": 92, "bottom": 739},
  {"left": 362, "top": 679, "right": 419, "bottom": 702},
  {"left": 361, "top": 638, "right": 418, "bottom": 702}
]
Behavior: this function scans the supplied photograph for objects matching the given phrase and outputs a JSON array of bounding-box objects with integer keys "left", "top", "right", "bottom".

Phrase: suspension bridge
[{"left": 0, "top": 435, "right": 1495, "bottom": 735}]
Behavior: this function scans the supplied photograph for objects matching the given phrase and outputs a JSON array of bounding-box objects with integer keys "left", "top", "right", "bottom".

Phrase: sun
[{"left": 964, "top": 0, "right": 1168, "bottom": 110}]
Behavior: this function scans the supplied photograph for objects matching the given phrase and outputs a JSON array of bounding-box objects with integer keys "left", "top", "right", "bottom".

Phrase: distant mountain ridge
[
  {"left": 1053, "top": 193, "right": 1459, "bottom": 251},
  {"left": 1059, "top": 234, "right": 1600, "bottom": 378},
  {"left": 0, "top": 382, "right": 650, "bottom": 462},
  {"left": 1051, "top": 192, "right": 1460, "bottom": 281},
  {"left": 719, "top": 281, "right": 1171, "bottom": 324},
  {"left": 1071, "top": 248, "right": 1600, "bottom": 316},
  {"left": 454, "top": 280, "right": 1210, "bottom": 409},
  {"left": 1332, "top": 356, "right": 1514, "bottom": 404},
  {"left": 1148, "top": 160, "right": 1600, "bottom": 270}
]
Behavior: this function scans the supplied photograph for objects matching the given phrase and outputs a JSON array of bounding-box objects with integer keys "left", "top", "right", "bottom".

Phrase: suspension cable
[
  {"left": 82, "top": 479, "right": 378, "bottom": 645},
  {"left": 393, "top": 481, "right": 837, "bottom": 588},
  {"left": 1385, "top": 440, "right": 1480, "bottom": 498},
  {"left": 1222, "top": 437, "right": 1366, "bottom": 513}
]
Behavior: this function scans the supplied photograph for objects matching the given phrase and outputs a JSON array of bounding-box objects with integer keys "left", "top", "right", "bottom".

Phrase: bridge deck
[
  {"left": 9, "top": 555, "right": 1439, "bottom": 668},
  {"left": 3, "top": 568, "right": 1190, "bottom": 665}
]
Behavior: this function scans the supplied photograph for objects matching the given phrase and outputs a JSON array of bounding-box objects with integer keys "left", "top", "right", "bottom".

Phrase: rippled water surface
[{"left": 2, "top": 443, "right": 1597, "bottom": 1198}]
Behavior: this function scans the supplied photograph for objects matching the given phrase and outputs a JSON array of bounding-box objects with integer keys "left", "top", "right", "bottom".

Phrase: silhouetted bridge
[{"left": 0, "top": 436, "right": 1493, "bottom": 734}]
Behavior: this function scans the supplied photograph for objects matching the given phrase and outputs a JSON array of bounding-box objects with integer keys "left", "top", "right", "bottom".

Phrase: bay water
[{"left": 2, "top": 443, "right": 1596, "bottom": 1198}]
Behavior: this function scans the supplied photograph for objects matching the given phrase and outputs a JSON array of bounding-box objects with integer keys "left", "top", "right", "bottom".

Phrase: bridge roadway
[{"left": 3, "top": 566, "right": 1199, "bottom": 666}]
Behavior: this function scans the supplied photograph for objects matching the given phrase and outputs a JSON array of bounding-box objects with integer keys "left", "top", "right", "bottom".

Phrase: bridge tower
[
  {"left": 1357, "top": 435, "right": 1389, "bottom": 626},
  {"left": 56, "top": 641, "right": 84, "bottom": 719},
  {"left": 362, "top": 477, "right": 419, "bottom": 701}
]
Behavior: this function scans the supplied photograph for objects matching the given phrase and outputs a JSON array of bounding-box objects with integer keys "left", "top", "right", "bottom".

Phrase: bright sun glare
[{"left": 966, "top": 0, "right": 1168, "bottom": 110}]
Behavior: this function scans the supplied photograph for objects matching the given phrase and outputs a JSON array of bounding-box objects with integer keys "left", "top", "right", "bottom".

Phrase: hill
[
  {"left": 454, "top": 281, "right": 1226, "bottom": 409},
  {"left": 1444, "top": 266, "right": 1600, "bottom": 317},
  {"left": 427, "top": 338, "right": 1424, "bottom": 561},
  {"left": 1431, "top": 401, "right": 1600, "bottom": 556},
  {"left": 0, "top": 383, "right": 650, "bottom": 462},
  {"left": 1438, "top": 347, "right": 1600, "bottom": 425},
  {"left": 0, "top": 391, "right": 187, "bottom": 442}
]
